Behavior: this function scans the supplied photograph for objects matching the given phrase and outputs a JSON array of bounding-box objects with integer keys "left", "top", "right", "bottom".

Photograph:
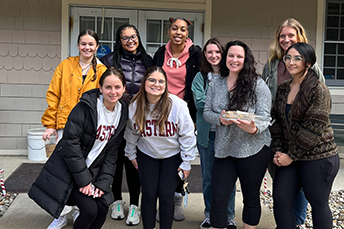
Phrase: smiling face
[
  {"left": 285, "top": 48, "right": 306, "bottom": 78},
  {"left": 204, "top": 44, "right": 222, "bottom": 67},
  {"left": 120, "top": 27, "right": 139, "bottom": 54},
  {"left": 279, "top": 26, "right": 298, "bottom": 53},
  {"left": 226, "top": 45, "right": 245, "bottom": 75},
  {"left": 168, "top": 19, "right": 189, "bottom": 46},
  {"left": 99, "top": 74, "right": 126, "bottom": 110},
  {"left": 145, "top": 71, "right": 166, "bottom": 99},
  {"left": 78, "top": 34, "right": 99, "bottom": 59}
]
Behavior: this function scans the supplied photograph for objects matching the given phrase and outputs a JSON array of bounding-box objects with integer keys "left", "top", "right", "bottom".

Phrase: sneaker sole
[
  {"left": 111, "top": 214, "right": 125, "bottom": 220},
  {"left": 126, "top": 218, "right": 140, "bottom": 226}
]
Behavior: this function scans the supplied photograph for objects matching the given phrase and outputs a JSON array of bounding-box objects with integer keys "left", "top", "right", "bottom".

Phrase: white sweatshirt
[{"left": 124, "top": 94, "right": 196, "bottom": 170}]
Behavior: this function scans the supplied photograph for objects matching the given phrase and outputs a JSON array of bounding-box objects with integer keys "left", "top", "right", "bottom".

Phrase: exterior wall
[
  {"left": 211, "top": 0, "right": 319, "bottom": 74},
  {"left": 0, "top": 0, "right": 62, "bottom": 154},
  {"left": 0, "top": 0, "right": 343, "bottom": 155}
]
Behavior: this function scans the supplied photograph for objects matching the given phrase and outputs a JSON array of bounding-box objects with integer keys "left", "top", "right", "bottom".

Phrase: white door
[
  {"left": 70, "top": 7, "right": 137, "bottom": 56},
  {"left": 138, "top": 11, "right": 204, "bottom": 56},
  {"left": 70, "top": 6, "right": 204, "bottom": 57}
]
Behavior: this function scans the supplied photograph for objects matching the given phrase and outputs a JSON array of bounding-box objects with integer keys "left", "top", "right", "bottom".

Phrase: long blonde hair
[
  {"left": 268, "top": 18, "right": 308, "bottom": 64},
  {"left": 130, "top": 66, "right": 172, "bottom": 134}
]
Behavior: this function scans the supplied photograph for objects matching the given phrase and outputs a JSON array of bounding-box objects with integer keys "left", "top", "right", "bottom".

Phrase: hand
[
  {"left": 178, "top": 168, "right": 190, "bottom": 179},
  {"left": 93, "top": 187, "right": 104, "bottom": 198},
  {"left": 220, "top": 110, "right": 234, "bottom": 126},
  {"left": 79, "top": 183, "right": 94, "bottom": 196},
  {"left": 131, "top": 159, "right": 138, "bottom": 170},
  {"left": 42, "top": 128, "right": 58, "bottom": 141},
  {"left": 232, "top": 119, "right": 257, "bottom": 134},
  {"left": 273, "top": 151, "right": 293, "bottom": 166}
]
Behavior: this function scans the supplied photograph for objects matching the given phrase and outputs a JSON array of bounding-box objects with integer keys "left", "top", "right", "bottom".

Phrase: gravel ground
[
  {"left": 260, "top": 190, "right": 344, "bottom": 228},
  {"left": 0, "top": 192, "right": 17, "bottom": 217}
]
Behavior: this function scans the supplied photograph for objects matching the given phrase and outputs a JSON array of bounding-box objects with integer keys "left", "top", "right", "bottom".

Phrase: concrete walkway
[{"left": 0, "top": 153, "right": 343, "bottom": 229}]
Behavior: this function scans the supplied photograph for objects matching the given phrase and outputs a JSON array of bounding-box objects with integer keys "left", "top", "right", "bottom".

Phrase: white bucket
[{"left": 27, "top": 128, "right": 47, "bottom": 161}]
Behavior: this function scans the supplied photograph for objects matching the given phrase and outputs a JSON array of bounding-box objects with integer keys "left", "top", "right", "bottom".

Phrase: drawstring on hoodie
[{"left": 167, "top": 57, "right": 181, "bottom": 68}]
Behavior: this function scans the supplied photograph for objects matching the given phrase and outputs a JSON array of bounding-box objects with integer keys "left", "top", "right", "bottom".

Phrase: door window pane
[
  {"left": 80, "top": 16, "right": 95, "bottom": 32},
  {"left": 97, "top": 17, "right": 112, "bottom": 41},
  {"left": 147, "top": 20, "right": 161, "bottom": 43},
  {"left": 146, "top": 44, "right": 161, "bottom": 56},
  {"left": 113, "top": 18, "right": 130, "bottom": 42},
  {"left": 163, "top": 20, "right": 170, "bottom": 43}
]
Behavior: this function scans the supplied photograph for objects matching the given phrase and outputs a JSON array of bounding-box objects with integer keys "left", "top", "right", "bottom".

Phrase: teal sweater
[{"left": 191, "top": 72, "right": 212, "bottom": 148}]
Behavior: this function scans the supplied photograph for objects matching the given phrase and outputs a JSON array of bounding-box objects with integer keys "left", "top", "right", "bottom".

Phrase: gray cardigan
[{"left": 203, "top": 76, "right": 272, "bottom": 158}]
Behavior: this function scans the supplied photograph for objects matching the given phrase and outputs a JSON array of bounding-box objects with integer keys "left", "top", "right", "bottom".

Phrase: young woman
[
  {"left": 203, "top": 41, "right": 272, "bottom": 229},
  {"left": 124, "top": 66, "right": 196, "bottom": 229},
  {"left": 271, "top": 43, "right": 339, "bottom": 229},
  {"left": 41, "top": 29, "right": 107, "bottom": 228},
  {"left": 261, "top": 18, "right": 325, "bottom": 228},
  {"left": 152, "top": 17, "right": 201, "bottom": 221},
  {"left": 29, "top": 67, "right": 128, "bottom": 229},
  {"left": 191, "top": 38, "right": 237, "bottom": 229},
  {"left": 100, "top": 24, "right": 152, "bottom": 226}
]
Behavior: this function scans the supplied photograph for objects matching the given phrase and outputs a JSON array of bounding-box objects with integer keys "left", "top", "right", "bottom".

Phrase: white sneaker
[
  {"left": 126, "top": 205, "right": 140, "bottom": 226},
  {"left": 47, "top": 215, "right": 67, "bottom": 229},
  {"left": 111, "top": 200, "right": 125, "bottom": 220},
  {"left": 72, "top": 207, "right": 80, "bottom": 223}
]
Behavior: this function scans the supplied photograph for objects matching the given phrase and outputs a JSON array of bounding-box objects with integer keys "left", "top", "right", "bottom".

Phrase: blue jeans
[
  {"left": 198, "top": 131, "right": 236, "bottom": 220},
  {"left": 293, "top": 188, "right": 308, "bottom": 225}
]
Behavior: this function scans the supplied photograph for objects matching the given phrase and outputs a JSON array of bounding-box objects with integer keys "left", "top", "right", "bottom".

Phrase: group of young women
[{"left": 28, "top": 16, "right": 339, "bottom": 229}]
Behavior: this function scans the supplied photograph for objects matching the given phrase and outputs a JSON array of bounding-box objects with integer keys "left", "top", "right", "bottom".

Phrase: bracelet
[{"left": 249, "top": 126, "right": 258, "bottom": 135}]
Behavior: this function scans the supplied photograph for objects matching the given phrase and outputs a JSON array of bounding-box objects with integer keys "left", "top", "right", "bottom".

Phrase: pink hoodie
[{"left": 163, "top": 38, "right": 193, "bottom": 99}]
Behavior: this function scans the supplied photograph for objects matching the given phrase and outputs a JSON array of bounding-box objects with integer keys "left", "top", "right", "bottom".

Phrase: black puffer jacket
[
  {"left": 100, "top": 48, "right": 152, "bottom": 98},
  {"left": 29, "top": 89, "right": 128, "bottom": 218},
  {"left": 152, "top": 44, "right": 201, "bottom": 122}
]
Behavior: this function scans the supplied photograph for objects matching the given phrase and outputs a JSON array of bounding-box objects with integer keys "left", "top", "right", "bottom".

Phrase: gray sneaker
[{"left": 227, "top": 219, "right": 237, "bottom": 229}]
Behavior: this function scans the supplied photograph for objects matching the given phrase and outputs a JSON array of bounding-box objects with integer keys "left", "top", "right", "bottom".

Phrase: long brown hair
[
  {"left": 199, "top": 37, "right": 224, "bottom": 73},
  {"left": 130, "top": 66, "right": 172, "bottom": 133},
  {"left": 78, "top": 29, "right": 99, "bottom": 82},
  {"left": 286, "top": 43, "right": 318, "bottom": 119}
]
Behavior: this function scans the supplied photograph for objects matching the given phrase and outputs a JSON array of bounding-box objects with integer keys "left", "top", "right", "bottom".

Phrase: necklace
[
  {"left": 79, "top": 61, "right": 91, "bottom": 74},
  {"left": 102, "top": 102, "right": 116, "bottom": 124}
]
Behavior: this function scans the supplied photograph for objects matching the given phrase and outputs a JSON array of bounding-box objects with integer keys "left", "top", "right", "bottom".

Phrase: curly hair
[{"left": 220, "top": 40, "right": 259, "bottom": 111}]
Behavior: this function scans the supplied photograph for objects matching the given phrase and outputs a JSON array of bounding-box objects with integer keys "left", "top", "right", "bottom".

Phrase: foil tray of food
[{"left": 221, "top": 110, "right": 273, "bottom": 125}]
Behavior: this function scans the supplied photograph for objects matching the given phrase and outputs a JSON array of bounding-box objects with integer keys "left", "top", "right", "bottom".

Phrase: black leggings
[
  {"left": 273, "top": 154, "right": 339, "bottom": 229},
  {"left": 68, "top": 186, "right": 108, "bottom": 229},
  {"left": 210, "top": 146, "right": 271, "bottom": 228},
  {"left": 137, "top": 150, "right": 181, "bottom": 229},
  {"left": 112, "top": 140, "right": 141, "bottom": 206}
]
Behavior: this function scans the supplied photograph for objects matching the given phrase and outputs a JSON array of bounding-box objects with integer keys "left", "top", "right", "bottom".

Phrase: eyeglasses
[
  {"left": 121, "top": 34, "right": 138, "bottom": 43},
  {"left": 147, "top": 78, "right": 166, "bottom": 85},
  {"left": 283, "top": 55, "right": 303, "bottom": 64}
]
